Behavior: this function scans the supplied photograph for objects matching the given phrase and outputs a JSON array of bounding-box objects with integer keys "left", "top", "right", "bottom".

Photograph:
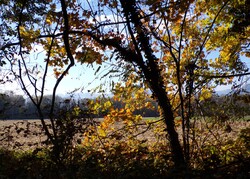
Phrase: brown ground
[
  {"left": 0, "top": 119, "right": 249, "bottom": 151},
  {"left": 0, "top": 120, "right": 48, "bottom": 150}
]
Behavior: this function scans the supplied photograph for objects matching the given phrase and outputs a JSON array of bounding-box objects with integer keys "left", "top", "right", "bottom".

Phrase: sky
[
  {"left": 0, "top": 34, "right": 125, "bottom": 99},
  {"left": 1, "top": 51, "right": 249, "bottom": 98},
  {"left": 1, "top": 1, "right": 250, "bottom": 98},
  {"left": 0, "top": 59, "right": 113, "bottom": 98},
  {"left": 0, "top": 42, "right": 114, "bottom": 98},
  {"left": 0, "top": 1, "right": 120, "bottom": 98},
  {"left": 1, "top": 36, "right": 250, "bottom": 97}
]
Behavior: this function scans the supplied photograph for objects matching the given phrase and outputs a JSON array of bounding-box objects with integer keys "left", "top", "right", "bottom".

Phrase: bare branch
[
  {"left": 0, "top": 42, "right": 20, "bottom": 51},
  {"left": 197, "top": 72, "right": 250, "bottom": 79},
  {"left": 50, "top": 0, "right": 76, "bottom": 116}
]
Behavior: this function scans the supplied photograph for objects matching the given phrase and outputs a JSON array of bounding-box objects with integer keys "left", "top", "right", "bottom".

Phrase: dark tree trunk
[
  {"left": 152, "top": 83, "right": 186, "bottom": 167},
  {"left": 90, "top": 0, "right": 186, "bottom": 168},
  {"left": 119, "top": 0, "right": 186, "bottom": 167}
]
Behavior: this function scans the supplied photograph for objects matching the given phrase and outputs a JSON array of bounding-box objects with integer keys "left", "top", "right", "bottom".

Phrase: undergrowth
[{"left": 0, "top": 127, "right": 249, "bottom": 179}]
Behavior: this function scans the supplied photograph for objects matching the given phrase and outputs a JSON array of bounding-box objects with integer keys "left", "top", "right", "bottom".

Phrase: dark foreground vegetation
[
  {"left": 0, "top": 146, "right": 249, "bottom": 179},
  {"left": 1, "top": 89, "right": 250, "bottom": 179},
  {"left": 1, "top": 90, "right": 250, "bottom": 179}
]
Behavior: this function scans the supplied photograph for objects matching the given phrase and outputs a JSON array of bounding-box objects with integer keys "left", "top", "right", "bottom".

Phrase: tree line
[
  {"left": 1, "top": 90, "right": 250, "bottom": 120},
  {"left": 0, "top": 91, "right": 159, "bottom": 119}
]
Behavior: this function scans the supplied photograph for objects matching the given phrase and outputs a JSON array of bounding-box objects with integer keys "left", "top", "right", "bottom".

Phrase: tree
[
  {"left": 0, "top": 0, "right": 98, "bottom": 165},
  {"left": 0, "top": 91, "right": 26, "bottom": 119},
  {"left": 1, "top": 0, "right": 249, "bottom": 170},
  {"left": 79, "top": 0, "right": 250, "bottom": 167}
]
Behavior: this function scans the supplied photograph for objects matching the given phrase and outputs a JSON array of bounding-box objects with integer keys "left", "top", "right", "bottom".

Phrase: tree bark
[
  {"left": 119, "top": 0, "right": 186, "bottom": 167},
  {"left": 151, "top": 81, "right": 186, "bottom": 167}
]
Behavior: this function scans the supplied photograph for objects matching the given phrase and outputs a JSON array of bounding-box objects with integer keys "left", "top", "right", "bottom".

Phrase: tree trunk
[
  {"left": 120, "top": 0, "right": 186, "bottom": 167},
  {"left": 150, "top": 80, "right": 186, "bottom": 167},
  {"left": 162, "top": 102, "right": 186, "bottom": 167},
  {"left": 93, "top": 0, "right": 187, "bottom": 168}
]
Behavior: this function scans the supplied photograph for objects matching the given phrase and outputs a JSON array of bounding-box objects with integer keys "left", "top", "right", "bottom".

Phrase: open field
[
  {"left": 0, "top": 118, "right": 249, "bottom": 151},
  {"left": 0, "top": 119, "right": 48, "bottom": 150},
  {"left": 0, "top": 118, "right": 249, "bottom": 179}
]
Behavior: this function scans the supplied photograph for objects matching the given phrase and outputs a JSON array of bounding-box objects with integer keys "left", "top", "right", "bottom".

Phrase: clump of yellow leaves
[
  {"left": 82, "top": 73, "right": 158, "bottom": 156},
  {"left": 19, "top": 26, "right": 40, "bottom": 50},
  {"left": 199, "top": 88, "right": 212, "bottom": 101}
]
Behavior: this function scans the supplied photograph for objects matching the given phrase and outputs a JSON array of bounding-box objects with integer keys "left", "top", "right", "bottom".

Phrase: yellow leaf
[
  {"left": 104, "top": 101, "right": 112, "bottom": 109},
  {"left": 19, "top": 26, "right": 26, "bottom": 34},
  {"left": 199, "top": 88, "right": 212, "bottom": 101},
  {"left": 46, "top": 18, "right": 52, "bottom": 25},
  {"left": 98, "top": 127, "right": 106, "bottom": 137},
  {"left": 126, "top": 108, "right": 131, "bottom": 114},
  {"left": 145, "top": 102, "right": 152, "bottom": 108}
]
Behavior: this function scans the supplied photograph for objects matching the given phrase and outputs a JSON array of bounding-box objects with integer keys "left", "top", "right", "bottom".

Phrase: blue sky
[
  {"left": 1, "top": 35, "right": 250, "bottom": 97},
  {"left": 0, "top": 61, "right": 110, "bottom": 96},
  {"left": 0, "top": 44, "right": 118, "bottom": 98},
  {"left": 1, "top": 54, "right": 249, "bottom": 97}
]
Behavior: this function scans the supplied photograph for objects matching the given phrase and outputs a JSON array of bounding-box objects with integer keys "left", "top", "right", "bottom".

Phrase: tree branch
[
  {"left": 50, "top": 0, "right": 76, "bottom": 116},
  {"left": 197, "top": 72, "right": 250, "bottom": 79},
  {"left": 194, "top": 0, "right": 230, "bottom": 63}
]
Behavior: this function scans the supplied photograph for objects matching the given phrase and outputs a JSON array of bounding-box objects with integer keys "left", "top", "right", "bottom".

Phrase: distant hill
[{"left": 216, "top": 83, "right": 250, "bottom": 95}]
